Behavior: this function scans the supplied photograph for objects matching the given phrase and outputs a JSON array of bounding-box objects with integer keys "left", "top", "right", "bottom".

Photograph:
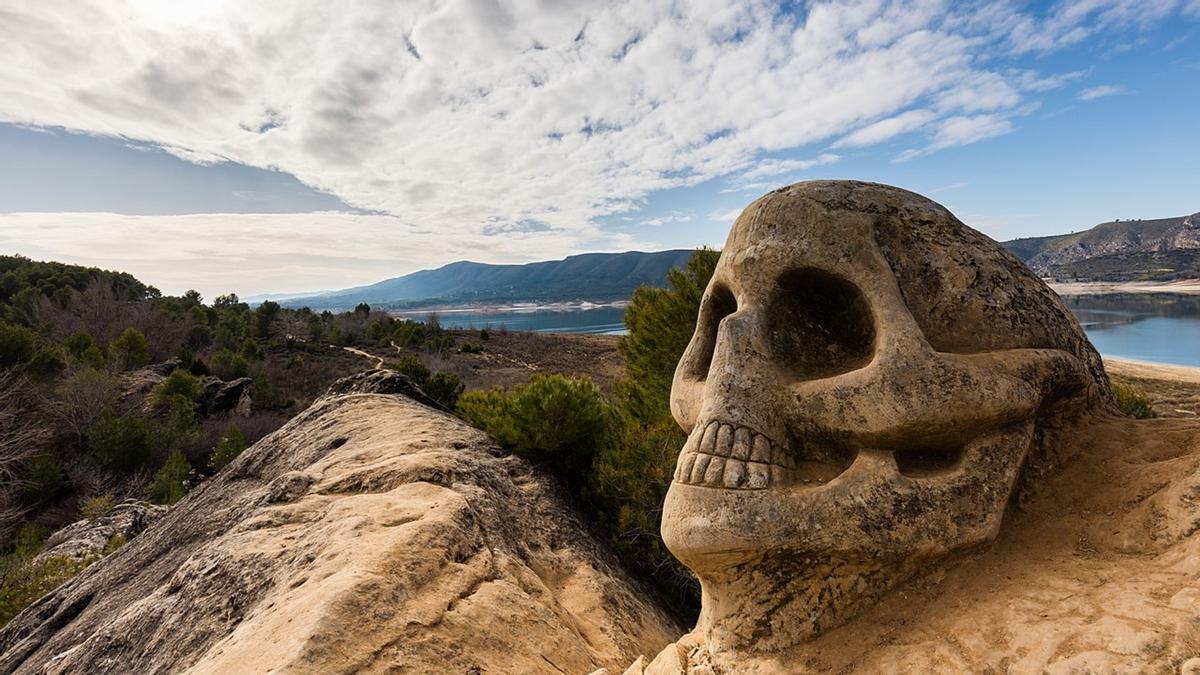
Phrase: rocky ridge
[
  {"left": 1004, "top": 212, "right": 1200, "bottom": 279},
  {"left": 0, "top": 370, "right": 681, "bottom": 674}
]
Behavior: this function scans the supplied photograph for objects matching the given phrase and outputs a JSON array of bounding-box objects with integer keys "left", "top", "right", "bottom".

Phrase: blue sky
[{"left": 1, "top": 1, "right": 1198, "bottom": 297}]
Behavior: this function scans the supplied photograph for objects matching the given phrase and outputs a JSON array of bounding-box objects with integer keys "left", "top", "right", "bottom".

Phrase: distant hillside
[
  {"left": 280, "top": 250, "right": 696, "bottom": 310},
  {"left": 0, "top": 255, "right": 151, "bottom": 318},
  {"left": 1004, "top": 212, "right": 1200, "bottom": 281}
]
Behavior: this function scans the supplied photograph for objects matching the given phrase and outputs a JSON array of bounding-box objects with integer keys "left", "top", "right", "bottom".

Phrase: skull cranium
[{"left": 661, "top": 181, "right": 1111, "bottom": 658}]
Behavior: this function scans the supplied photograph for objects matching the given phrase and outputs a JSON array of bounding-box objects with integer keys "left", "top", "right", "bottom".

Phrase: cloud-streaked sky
[{"left": 1, "top": 0, "right": 1198, "bottom": 297}]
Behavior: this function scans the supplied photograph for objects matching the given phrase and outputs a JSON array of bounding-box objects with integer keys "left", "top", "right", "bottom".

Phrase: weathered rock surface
[
  {"left": 34, "top": 501, "right": 167, "bottom": 564},
  {"left": 0, "top": 370, "right": 681, "bottom": 673},
  {"left": 200, "top": 376, "right": 253, "bottom": 416},
  {"left": 631, "top": 416, "right": 1200, "bottom": 673},
  {"left": 662, "top": 181, "right": 1114, "bottom": 669}
]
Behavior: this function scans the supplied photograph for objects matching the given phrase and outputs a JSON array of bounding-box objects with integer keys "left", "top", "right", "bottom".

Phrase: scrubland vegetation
[
  {"left": 0, "top": 255, "right": 471, "bottom": 622},
  {"left": 458, "top": 250, "right": 719, "bottom": 611}
]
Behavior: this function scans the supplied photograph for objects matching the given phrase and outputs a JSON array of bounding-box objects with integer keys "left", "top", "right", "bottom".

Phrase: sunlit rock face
[
  {"left": 655, "top": 180, "right": 1113, "bottom": 669},
  {"left": 0, "top": 371, "right": 681, "bottom": 675}
]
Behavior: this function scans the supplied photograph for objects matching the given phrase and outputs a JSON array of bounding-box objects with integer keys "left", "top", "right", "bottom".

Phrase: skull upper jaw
[{"left": 662, "top": 420, "right": 1035, "bottom": 569}]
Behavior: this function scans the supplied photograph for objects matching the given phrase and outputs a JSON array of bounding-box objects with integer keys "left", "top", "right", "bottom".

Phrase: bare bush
[
  {"left": 48, "top": 368, "right": 119, "bottom": 442},
  {"left": 0, "top": 373, "right": 48, "bottom": 486}
]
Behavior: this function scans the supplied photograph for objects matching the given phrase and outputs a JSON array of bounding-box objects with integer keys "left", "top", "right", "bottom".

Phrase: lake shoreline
[
  {"left": 1104, "top": 357, "right": 1200, "bottom": 384},
  {"left": 390, "top": 299, "right": 629, "bottom": 317},
  {"left": 1050, "top": 279, "right": 1200, "bottom": 295}
]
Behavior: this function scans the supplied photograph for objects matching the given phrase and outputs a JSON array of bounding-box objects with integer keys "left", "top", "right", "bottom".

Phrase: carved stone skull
[{"left": 660, "top": 181, "right": 1111, "bottom": 665}]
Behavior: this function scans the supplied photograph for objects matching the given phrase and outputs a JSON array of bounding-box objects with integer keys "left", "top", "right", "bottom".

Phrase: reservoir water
[
  {"left": 1061, "top": 294, "right": 1200, "bottom": 367},
  {"left": 403, "top": 293, "right": 1200, "bottom": 368},
  {"left": 398, "top": 304, "right": 628, "bottom": 335}
]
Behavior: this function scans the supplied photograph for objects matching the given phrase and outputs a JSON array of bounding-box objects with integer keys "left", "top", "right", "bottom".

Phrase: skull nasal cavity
[{"left": 768, "top": 268, "right": 875, "bottom": 379}]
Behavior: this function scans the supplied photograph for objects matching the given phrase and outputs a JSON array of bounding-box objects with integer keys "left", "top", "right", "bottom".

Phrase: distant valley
[{"left": 1004, "top": 212, "right": 1200, "bottom": 282}]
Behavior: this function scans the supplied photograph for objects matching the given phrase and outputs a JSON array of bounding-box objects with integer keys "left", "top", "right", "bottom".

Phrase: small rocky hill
[
  {"left": 1005, "top": 212, "right": 1200, "bottom": 280},
  {"left": 0, "top": 371, "right": 681, "bottom": 674}
]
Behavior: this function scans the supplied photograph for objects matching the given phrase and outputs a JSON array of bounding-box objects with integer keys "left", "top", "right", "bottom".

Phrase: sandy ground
[
  {"left": 1050, "top": 279, "right": 1200, "bottom": 295},
  {"left": 1106, "top": 357, "right": 1200, "bottom": 418}
]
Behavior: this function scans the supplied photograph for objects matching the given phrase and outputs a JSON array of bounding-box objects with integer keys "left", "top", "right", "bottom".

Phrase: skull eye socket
[
  {"left": 690, "top": 283, "right": 737, "bottom": 379},
  {"left": 768, "top": 268, "right": 875, "bottom": 379}
]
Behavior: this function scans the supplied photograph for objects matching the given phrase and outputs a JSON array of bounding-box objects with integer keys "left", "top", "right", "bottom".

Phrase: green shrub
[
  {"left": 241, "top": 339, "right": 264, "bottom": 361},
  {"left": 386, "top": 356, "right": 462, "bottom": 409},
  {"left": 62, "top": 330, "right": 98, "bottom": 360},
  {"left": 153, "top": 368, "right": 204, "bottom": 408},
  {"left": 80, "top": 495, "right": 114, "bottom": 521},
  {"left": 425, "top": 372, "right": 465, "bottom": 410},
  {"left": 24, "top": 343, "right": 65, "bottom": 378},
  {"left": 387, "top": 355, "right": 430, "bottom": 383},
  {"left": 0, "top": 522, "right": 123, "bottom": 627},
  {"left": 366, "top": 319, "right": 385, "bottom": 340},
  {"left": 1113, "top": 381, "right": 1156, "bottom": 419},
  {"left": 23, "top": 454, "right": 65, "bottom": 501},
  {"left": 479, "top": 329, "right": 490, "bottom": 341},
  {"left": 212, "top": 349, "right": 250, "bottom": 379},
  {"left": 459, "top": 342, "right": 483, "bottom": 354},
  {"left": 165, "top": 394, "right": 199, "bottom": 434},
  {"left": 103, "top": 534, "right": 127, "bottom": 554},
  {"left": 12, "top": 523, "right": 44, "bottom": 558},
  {"left": 108, "top": 327, "right": 150, "bottom": 370},
  {"left": 79, "top": 344, "right": 106, "bottom": 369},
  {"left": 210, "top": 424, "right": 247, "bottom": 470},
  {"left": 87, "top": 409, "right": 159, "bottom": 470},
  {"left": 458, "top": 374, "right": 615, "bottom": 485},
  {"left": 617, "top": 249, "right": 719, "bottom": 422},
  {"left": 0, "top": 321, "right": 37, "bottom": 369},
  {"left": 151, "top": 450, "right": 191, "bottom": 504},
  {"left": 595, "top": 248, "right": 718, "bottom": 611},
  {"left": 0, "top": 554, "right": 93, "bottom": 627}
]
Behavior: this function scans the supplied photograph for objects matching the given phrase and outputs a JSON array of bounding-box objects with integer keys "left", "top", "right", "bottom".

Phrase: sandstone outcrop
[{"left": 0, "top": 370, "right": 681, "bottom": 673}]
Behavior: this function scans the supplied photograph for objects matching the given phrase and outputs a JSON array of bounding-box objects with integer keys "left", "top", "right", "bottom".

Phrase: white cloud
[
  {"left": 0, "top": 0, "right": 1193, "bottom": 285},
  {"left": 708, "top": 208, "right": 744, "bottom": 223},
  {"left": 894, "top": 114, "right": 1014, "bottom": 162},
  {"left": 831, "top": 109, "right": 937, "bottom": 148},
  {"left": 1078, "top": 84, "right": 1128, "bottom": 100},
  {"left": 639, "top": 212, "right": 693, "bottom": 227},
  {"left": 0, "top": 211, "right": 652, "bottom": 297},
  {"left": 736, "top": 154, "right": 841, "bottom": 181}
]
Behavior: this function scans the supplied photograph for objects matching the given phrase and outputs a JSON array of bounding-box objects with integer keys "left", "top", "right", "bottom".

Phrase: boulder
[
  {"left": 0, "top": 372, "right": 681, "bottom": 673},
  {"left": 35, "top": 501, "right": 167, "bottom": 564},
  {"left": 200, "top": 376, "right": 253, "bottom": 416}
]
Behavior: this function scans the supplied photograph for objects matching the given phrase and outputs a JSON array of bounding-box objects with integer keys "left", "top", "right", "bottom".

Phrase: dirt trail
[{"left": 342, "top": 346, "right": 383, "bottom": 368}]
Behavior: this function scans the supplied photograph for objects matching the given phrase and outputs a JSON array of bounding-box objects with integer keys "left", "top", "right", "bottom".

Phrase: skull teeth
[{"left": 674, "top": 421, "right": 795, "bottom": 490}]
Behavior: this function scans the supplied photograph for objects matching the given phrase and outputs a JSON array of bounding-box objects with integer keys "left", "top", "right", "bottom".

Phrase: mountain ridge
[
  {"left": 1003, "top": 212, "right": 1200, "bottom": 280},
  {"left": 274, "top": 249, "right": 695, "bottom": 310}
]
